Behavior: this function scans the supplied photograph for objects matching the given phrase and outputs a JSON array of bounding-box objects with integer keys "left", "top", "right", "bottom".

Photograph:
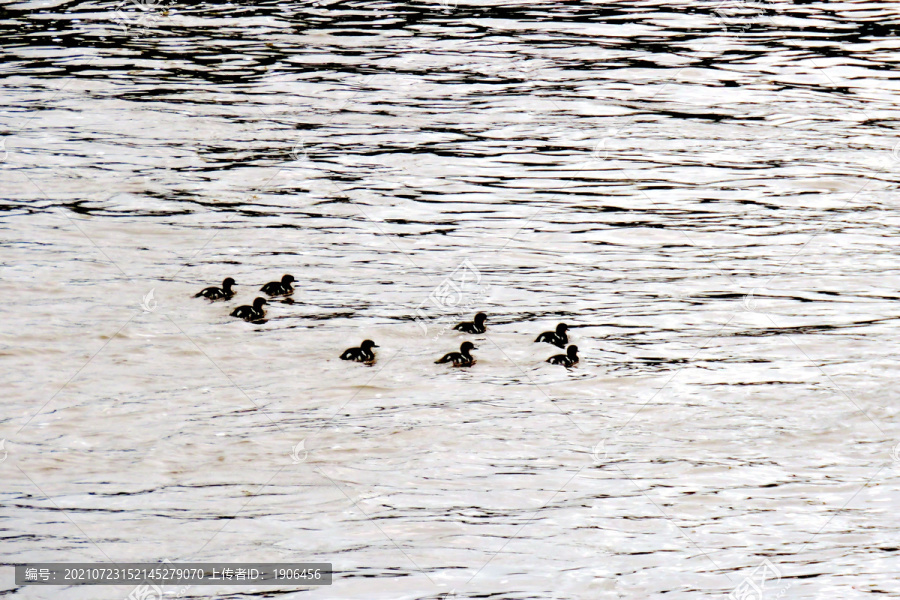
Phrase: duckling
[
  {"left": 436, "top": 341, "right": 477, "bottom": 367},
  {"left": 535, "top": 322, "right": 568, "bottom": 348},
  {"left": 454, "top": 312, "right": 487, "bottom": 334},
  {"left": 261, "top": 274, "right": 295, "bottom": 297},
  {"left": 341, "top": 340, "right": 379, "bottom": 362},
  {"left": 195, "top": 277, "right": 236, "bottom": 300},
  {"left": 230, "top": 297, "right": 267, "bottom": 321},
  {"left": 547, "top": 345, "right": 578, "bottom": 367}
]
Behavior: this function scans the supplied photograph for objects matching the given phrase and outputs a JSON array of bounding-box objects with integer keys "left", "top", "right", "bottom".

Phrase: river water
[{"left": 2, "top": 1, "right": 900, "bottom": 598}]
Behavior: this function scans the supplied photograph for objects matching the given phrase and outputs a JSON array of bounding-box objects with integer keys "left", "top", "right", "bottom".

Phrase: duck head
[
  {"left": 474, "top": 312, "right": 487, "bottom": 325},
  {"left": 567, "top": 345, "right": 578, "bottom": 358},
  {"left": 556, "top": 323, "right": 569, "bottom": 334},
  {"left": 361, "top": 339, "right": 379, "bottom": 349},
  {"left": 461, "top": 341, "right": 477, "bottom": 354},
  {"left": 253, "top": 297, "right": 268, "bottom": 309}
]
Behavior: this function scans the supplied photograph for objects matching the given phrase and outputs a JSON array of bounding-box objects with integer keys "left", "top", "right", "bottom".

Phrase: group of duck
[{"left": 195, "top": 275, "right": 579, "bottom": 368}]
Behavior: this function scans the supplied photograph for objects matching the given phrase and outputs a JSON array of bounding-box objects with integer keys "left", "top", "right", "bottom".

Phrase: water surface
[{"left": 2, "top": 1, "right": 900, "bottom": 598}]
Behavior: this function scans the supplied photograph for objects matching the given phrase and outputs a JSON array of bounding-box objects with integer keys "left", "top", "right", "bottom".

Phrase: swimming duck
[
  {"left": 436, "top": 341, "right": 477, "bottom": 367},
  {"left": 535, "top": 323, "right": 568, "bottom": 348},
  {"left": 454, "top": 312, "right": 487, "bottom": 334},
  {"left": 230, "top": 297, "right": 267, "bottom": 321},
  {"left": 194, "top": 277, "right": 236, "bottom": 300},
  {"left": 260, "top": 274, "right": 295, "bottom": 297},
  {"left": 341, "top": 339, "right": 379, "bottom": 362},
  {"left": 547, "top": 345, "right": 578, "bottom": 367}
]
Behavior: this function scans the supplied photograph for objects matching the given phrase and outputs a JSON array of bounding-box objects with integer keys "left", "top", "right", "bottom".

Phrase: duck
[
  {"left": 230, "top": 297, "right": 267, "bottom": 321},
  {"left": 535, "top": 322, "right": 568, "bottom": 348},
  {"left": 341, "top": 340, "right": 379, "bottom": 362},
  {"left": 436, "top": 341, "right": 477, "bottom": 367},
  {"left": 453, "top": 312, "right": 487, "bottom": 334},
  {"left": 194, "top": 277, "right": 236, "bottom": 300},
  {"left": 547, "top": 345, "right": 578, "bottom": 367},
  {"left": 260, "top": 274, "right": 295, "bottom": 297}
]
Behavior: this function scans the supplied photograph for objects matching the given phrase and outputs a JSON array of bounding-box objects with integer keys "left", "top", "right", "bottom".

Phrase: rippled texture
[{"left": 2, "top": 1, "right": 900, "bottom": 598}]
